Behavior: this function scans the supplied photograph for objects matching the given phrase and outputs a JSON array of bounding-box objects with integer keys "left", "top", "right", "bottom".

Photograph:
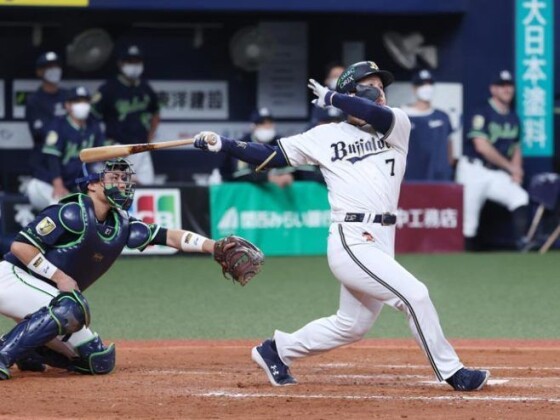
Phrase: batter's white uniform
[{"left": 273, "top": 108, "right": 462, "bottom": 381}]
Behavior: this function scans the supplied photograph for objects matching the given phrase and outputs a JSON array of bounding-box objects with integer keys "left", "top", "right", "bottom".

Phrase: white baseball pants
[
  {"left": 0, "top": 261, "right": 97, "bottom": 358},
  {"left": 25, "top": 178, "right": 58, "bottom": 211},
  {"left": 274, "top": 222, "right": 463, "bottom": 381}
]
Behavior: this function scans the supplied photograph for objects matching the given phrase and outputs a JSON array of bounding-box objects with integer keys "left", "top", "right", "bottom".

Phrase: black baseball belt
[{"left": 333, "top": 212, "right": 397, "bottom": 226}]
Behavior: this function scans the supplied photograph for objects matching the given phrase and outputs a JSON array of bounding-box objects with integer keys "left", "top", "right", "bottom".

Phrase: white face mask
[
  {"left": 43, "top": 67, "right": 62, "bottom": 84},
  {"left": 253, "top": 127, "right": 276, "bottom": 143},
  {"left": 416, "top": 84, "right": 434, "bottom": 102},
  {"left": 327, "top": 78, "right": 338, "bottom": 90},
  {"left": 121, "top": 63, "right": 144, "bottom": 79},
  {"left": 71, "top": 103, "right": 91, "bottom": 120}
]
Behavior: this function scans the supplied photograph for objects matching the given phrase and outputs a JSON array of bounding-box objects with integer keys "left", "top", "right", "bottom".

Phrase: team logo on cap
[
  {"left": 419, "top": 70, "right": 431, "bottom": 79},
  {"left": 500, "top": 70, "right": 512, "bottom": 81},
  {"left": 76, "top": 86, "right": 88, "bottom": 96},
  {"left": 367, "top": 61, "right": 379, "bottom": 70},
  {"left": 258, "top": 107, "right": 271, "bottom": 117},
  {"left": 46, "top": 52, "right": 58, "bottom": 61}
]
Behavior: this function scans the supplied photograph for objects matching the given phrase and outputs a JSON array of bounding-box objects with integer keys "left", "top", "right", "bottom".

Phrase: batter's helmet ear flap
[{"left": 336, "top": 61, "right": 395, "bottom": 94}]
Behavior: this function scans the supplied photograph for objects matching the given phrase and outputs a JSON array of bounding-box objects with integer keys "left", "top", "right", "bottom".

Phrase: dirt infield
[{"left": 1, "top": 339, "right": 559, "bottom": 419}]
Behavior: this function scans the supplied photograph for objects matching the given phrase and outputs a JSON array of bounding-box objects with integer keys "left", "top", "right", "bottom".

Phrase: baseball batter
[
  {"left": 194, "top": 61, "right": 489, "bottom": 391},
  {"left": 0, "top": 158, "right": 261, "bottom": 380}
]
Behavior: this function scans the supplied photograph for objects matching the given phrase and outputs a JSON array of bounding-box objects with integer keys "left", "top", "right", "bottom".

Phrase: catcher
[{"left": 0, "top": 158, "right": 263, "bottom": 380}]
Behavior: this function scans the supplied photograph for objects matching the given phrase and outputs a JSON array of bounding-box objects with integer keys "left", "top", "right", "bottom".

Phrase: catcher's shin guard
[
  {"left": 70, "top": 335, "right": 116, "bottom": 375},
  {"left": 0, "top": 291, "right": 91, "bottom": 371}
]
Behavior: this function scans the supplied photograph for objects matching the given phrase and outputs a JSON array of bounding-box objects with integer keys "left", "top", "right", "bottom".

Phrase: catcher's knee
[
  {"left": 73, "top": 335, "right": 115, "bottom": 375},
  {"left": 49, "top": 291, "right": 91, "bottom": 334}
]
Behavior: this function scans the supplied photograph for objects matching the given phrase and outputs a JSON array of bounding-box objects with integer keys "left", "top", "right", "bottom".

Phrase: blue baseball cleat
[
  {"left": 446, "top": 368, "right": 490, "bottom": 391},
  {"left": 251, "top": 339, "right": 297, "bottom": 386}
]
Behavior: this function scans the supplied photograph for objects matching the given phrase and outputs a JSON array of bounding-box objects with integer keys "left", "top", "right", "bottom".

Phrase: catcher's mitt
[{"left": 213, "top": 236, "right": 264, "bottom": 286}]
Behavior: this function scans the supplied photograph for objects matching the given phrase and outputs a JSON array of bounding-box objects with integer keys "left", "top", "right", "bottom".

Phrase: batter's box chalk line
[{"left": 199, "top": 390, "right": 560, "bottom": 404}]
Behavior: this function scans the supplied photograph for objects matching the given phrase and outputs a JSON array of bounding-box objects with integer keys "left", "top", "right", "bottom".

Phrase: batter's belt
[{"left": 331, "top": 212, "right": 397, "bottom": 226}]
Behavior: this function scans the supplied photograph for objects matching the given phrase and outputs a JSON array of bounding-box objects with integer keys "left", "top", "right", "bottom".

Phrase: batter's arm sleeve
[
  {"left": 220, "top": 139, "right": 289, "bottom": 168},
  {"left": 330, "top": 93, "right": 394, "bottom": 133}
]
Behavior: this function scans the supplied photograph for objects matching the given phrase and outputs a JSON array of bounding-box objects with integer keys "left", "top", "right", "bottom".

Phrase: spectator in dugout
[
  {"left": 25, "top": 87, "right": 104, "bottom": 211},
  {"left": 401, "top": 69, "right": 454, "bottom": 181},
  {"left": 91, "top": 45, "right": 160, "bottom": 185},
  {"left": 25, "top": 52, "right": 69, "bottom": 181}
]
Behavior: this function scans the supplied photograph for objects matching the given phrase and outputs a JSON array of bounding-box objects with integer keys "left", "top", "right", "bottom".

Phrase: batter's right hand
[{"left": 194, "top": 131, "right": 222, "bottom": 152}]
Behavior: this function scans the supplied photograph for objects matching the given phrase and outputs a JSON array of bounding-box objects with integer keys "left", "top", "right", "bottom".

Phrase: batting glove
[
  {"left": 194, "top": 131, "right": 222, "bottom": 152},
  {"left": 308, "top": 78, "right": 335, "bottom": 109}
]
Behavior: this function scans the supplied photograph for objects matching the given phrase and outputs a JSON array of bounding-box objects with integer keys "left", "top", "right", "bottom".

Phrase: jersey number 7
[{"left": 385, "top": 159, "right": 395, "bottom": 176}]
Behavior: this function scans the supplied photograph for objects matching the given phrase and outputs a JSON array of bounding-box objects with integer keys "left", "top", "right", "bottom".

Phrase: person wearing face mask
[
  {"left": 25, "top": 52, "right": 69, "bottom": 181},
  {"left": 91, "top": 45, "right": 160, "bottom": 185},
  {"left": 220, "top": 108, "right": 296, "bottom": 188},
  {"left": 401, "top": 69, "right": 454, "bottom": 181},
  {"left": 25, "top": 87, "right": 104, "bottom": 211},
  {"left": 309, "top": 62, "right": 346, "bottom": 128}
]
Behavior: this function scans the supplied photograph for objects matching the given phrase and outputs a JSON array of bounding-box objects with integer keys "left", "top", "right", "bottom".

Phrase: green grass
[{"left": 1, "top": 252, "right": 558, "bottom": 340}]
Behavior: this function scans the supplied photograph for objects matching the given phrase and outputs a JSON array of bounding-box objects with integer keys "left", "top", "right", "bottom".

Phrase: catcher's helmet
[
  {"left": 336, "top": 61, "right": 394, "bottom": 94},
  {"left": 75, "top": 158, "right": 136, "bottom": 210}
]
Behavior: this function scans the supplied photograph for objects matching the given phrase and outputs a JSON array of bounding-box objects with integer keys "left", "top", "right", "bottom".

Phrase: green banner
[
  {"left": 210, "top": 182, "right": 330, "bottom": 256},
  {"left": 515, "top": 0, "right": 554, "bottom": 156}
]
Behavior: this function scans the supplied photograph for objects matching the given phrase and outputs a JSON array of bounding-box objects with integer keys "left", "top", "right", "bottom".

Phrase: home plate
[{"left": 421, "top": 379, "right": 508, "bottom": 386}]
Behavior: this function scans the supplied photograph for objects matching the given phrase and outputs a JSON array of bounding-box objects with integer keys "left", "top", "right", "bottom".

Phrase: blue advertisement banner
[{"left": 515, "top": 0, "right": 554, "bottom": 157}]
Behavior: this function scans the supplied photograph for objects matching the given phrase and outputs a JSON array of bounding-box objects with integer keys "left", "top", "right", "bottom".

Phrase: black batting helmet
[{"left": 336, "top": 61, "right": 394, "bottom": 93}]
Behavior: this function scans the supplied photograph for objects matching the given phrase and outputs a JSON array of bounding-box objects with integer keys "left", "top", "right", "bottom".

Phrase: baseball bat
[{"left": 79, "top": 138, "right": 195, "bottom": 163}]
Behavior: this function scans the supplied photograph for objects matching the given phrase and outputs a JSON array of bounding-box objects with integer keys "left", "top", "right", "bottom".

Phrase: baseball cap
[
  {"left": 492, "top": 70, "right": 514, "bottom": 86},
  {"left": 66, "top": 86, "right": 91, "bottom": 102},
  {"left": 118, "top": 45, "right": 144, "bottom": 61},
  {"left": 36, "top": 51, "right": 61, "bottom": 69},
  {"left": 412, "top": 69, "right": 434, "bottom": 86},
  {"left": 250, "top": 107, "right": 274, "bottom": 124}
]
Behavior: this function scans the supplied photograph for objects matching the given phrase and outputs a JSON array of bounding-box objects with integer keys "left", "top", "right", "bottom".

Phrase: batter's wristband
[
  {"left": 180, "top": 231, "right": 207, "bottom": 252},
  {"left": 27, "top": 253, "right": 58, "bottom": 279}
]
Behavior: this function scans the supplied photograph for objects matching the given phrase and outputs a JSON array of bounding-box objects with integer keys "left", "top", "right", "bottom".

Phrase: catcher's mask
[
  {"left": 75, "top": 158, "right": 136, "bottom": 210},
  {"left": 336, "top": 61, "right": 394, "bottom": 94}
]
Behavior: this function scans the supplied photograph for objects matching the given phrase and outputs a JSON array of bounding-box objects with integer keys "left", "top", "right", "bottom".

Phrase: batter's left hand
[
  {"left": 308, "top": 79, "right": 333, "bottom": 108},
  {"left": 194, "top": 131, "right": 222, "bottom": 152}
]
